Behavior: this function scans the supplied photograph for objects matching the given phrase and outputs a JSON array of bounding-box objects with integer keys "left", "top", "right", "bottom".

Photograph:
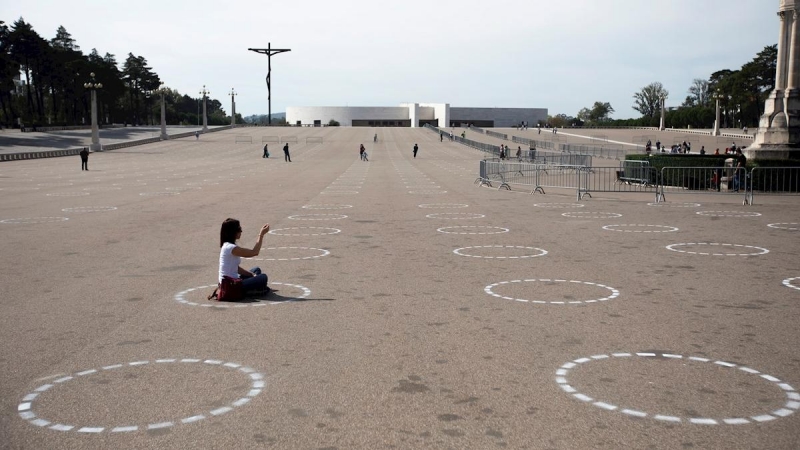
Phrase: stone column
[
  {"left": 748, "top": 1, "right": 800, "bottom": 160},
  {"left": 89, "top": 90, "right": 101, "bottom": 151},
  {"left": 202, "top": 96, "right": 208, "bottom": 132},
  {"left": 160, "top": 92, "right": 168, "bottom": 140}
]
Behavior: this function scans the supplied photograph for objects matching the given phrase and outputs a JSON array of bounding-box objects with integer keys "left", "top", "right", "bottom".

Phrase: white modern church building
[{"left": 286, "top": 103, "right": 547, "bottom": 128}]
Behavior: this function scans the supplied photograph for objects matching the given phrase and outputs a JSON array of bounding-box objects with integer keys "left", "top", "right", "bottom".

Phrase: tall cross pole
[{"left": 248, "top": 43, "right": 291, "bottom": 125}]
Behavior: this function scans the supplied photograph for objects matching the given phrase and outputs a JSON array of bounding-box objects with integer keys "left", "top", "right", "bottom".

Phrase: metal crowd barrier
[
  {"left": 560, "top": 143, "right": 628, "bottom": 160},
  {"left": 512, "top": 135, "right": 556, "bottom": 150},
  {"left": 486, "top": 130, "right": 508, "bottom": 140},
  {"left": 747, "top": 166, "right": 800, "bottom": 204},
  {"left": 656, "top": 166, "right": 749, "bottom": 204}
]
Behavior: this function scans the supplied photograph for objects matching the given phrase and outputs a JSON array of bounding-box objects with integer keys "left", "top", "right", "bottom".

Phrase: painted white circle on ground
[
  {"left": 61, "top": 206, "right": 117, "bottom": 213},
  {"left": 320, "top": 191, "right": 359, "bottom": 195},
  {"left": 783, "top": 277, "right": 800, "bottom": 291},
  {"left": 302, "top": 204, "right": 353, "bottom": 210},
  {"left": 768, "top": 223, "right": 799, "bottom": 231},
  {"left": 696, "top": 211, "right": 762, "bottom": 217},
  {"left": 175, "top": 282, "right": 311, "bottom": 307},
  {"left": 1, "top": 217, "right": 69, "bottom": 224},
  {"left": 0, "top": 187, "right": 39, "bottom": 191},
  {"left": 37, "top": 182, "right": 73, "bottom": 187},
  {"left": 602, "top": 224, "right": 679, "bottom": 233},
  {"left": 666, "top": 243, "right": 769, "bottom": 256},
  {"left": 647, "top": 202, "right": 701, "bottom": 208},
  {"left": 454, "top": 246, "right": 548, "bottom": 259},
  {"left": 139, "top": 192, "right": 180, "bottom": 196},
  {"left": 165, "top": 186, "right": 200, "bottom": 192},
  {"left": 46, "top": 192, "right": 89, "bottom": 197},
  {"left": 287, "top": 214, "right": 348, "bottom": 221},
  {"left": 555, "top": 352, "right": 800, "bottom": 425},
  {"left": 534, "top": 203, "right": 585, "bottom": 208},
  {"left": 485, "top": 279, "right": 619, "bottom": 304},
  {"left": 419, "top": 203, "right": 469, "bottom": 209},
  {"left": 437, "top": 226, "right": 509, "bottom": 235},
  {"left": 269, "top": 227, "right": 341, "bottom": 236},
  {"left": 247, "top": 247, "right": 330, "bottom": 261},
  {"left": 17, "top": 358, "right": 264, "bottom": 433},
  {"left": 83, "top": 186, "right": 121, "bottom": 191},
  {"left": 408, "top": 190, "right": 448, "bottom": 194},
  {"left": 562, "top": 212, "right": 622, "bottom": 219},
  {"left": 426, "top": 213, "right": 485, "bottom": 219}
]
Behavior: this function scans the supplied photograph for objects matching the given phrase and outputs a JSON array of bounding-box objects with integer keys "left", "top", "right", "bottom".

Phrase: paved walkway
[
  {"left": 1, "top": 127, "right": 798, "bottom": 449},
  {"left": 0, "top": 126, "right": 219, "bottom": 154}
]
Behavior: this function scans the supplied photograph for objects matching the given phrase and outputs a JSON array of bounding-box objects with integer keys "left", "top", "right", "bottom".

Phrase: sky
[{"left": 3, "top": 0, "right": 778, "bottom": 119}]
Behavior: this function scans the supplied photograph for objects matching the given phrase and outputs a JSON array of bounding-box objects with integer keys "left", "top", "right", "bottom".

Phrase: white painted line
[
  {"left": 30, "top": 419, "right": 51, "bottom": 427},
  {"left": 689, "top": 418, "right": 718, "bottom": 425},
  {"left": 654, "top": 415, "right": 682, "bottom": 423},
  {"left": 181, "top": 415, "right": 205, "bottom": 424},
  {"left": 723, "top": 418, "right": 750, "bottom": 425},
  {"left": 50, "top": 424, "right": 74, "bottom": 431},
  {"left": 111, "top": 426, "right": 139, "bottom": 433},
  {"left": 594, "top": 402, "right": 617, "bottom": 411},
  {"left": 77, "top": 427, "right": 104, "bottom": 433},
  {"left": 210, "top": 407, "right": 233, "bottom": 416},
  {"left": 574, "top": 394, "right": 594, "bottom": 402},
  {"left": 621, "top": 409, "right": 647, "bottom": 418},
  {"left": 751, "top": 415, "right": 776, "bottom": 422},
  {"left": 147, "top": 422, "right": 174, "bottom": 430}
]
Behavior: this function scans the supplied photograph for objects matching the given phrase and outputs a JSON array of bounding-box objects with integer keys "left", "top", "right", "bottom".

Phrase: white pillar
[
  {"left": 202, "top": 96, "right": 208, "bottom": 132},
  {"left": 713, "top": 97, "right": 721, "bottom": 136},
  {"left": 160, "top": 93, "right": 168, "bottom": 140},
  {"left": 788, "top": 11, "right": 799, "bottom": 91},
  {"left": 89, "top": 90, "right": 101, "bottom": 151},
  {"left": 659, "top": 98, "right": 666, "bottom": 131},
  {"left": 777, "top": 11, "right": 789, "bottom": 90}
]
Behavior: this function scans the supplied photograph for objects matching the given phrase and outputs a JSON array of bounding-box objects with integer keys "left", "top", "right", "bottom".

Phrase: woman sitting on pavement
[{"left": 219, "top": 218, "right": 270, "bottom": 296}]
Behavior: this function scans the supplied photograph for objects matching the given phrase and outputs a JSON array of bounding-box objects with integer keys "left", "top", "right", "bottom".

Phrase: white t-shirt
[{"left": 219, "top": 242, "right": 241, "bottom": 282}]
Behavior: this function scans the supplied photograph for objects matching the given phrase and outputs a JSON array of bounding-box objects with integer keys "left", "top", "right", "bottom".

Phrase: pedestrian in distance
[
  {"left": 413, "top": 143, "right": 419, "bottom": 158},
  {"left": 283, "top": 143, "right": 291, "bottom": 162},
  {"left": 263, "top": 143, "right": 269, "bottom": 158},
  {"left": 360, "top": 144, "right": 366, "bottom": 161},
  {"left": 80, "top": 147, "right": 89, "bottom": 171},
  {"left": 374, "top": 133, "right": 378, "bottom": 143},
  {"left": 440, "top": 132, "right": 443, "bottom": 142},
  {"left": 516, "top": 146, "right": 522, "bottom": 161},
  {"left": 195, "top": 131, "right": 200, "bottom": 140}
]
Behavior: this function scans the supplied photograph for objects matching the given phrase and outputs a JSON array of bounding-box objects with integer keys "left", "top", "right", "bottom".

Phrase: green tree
[
  {"left": 683, "top": 79, "right": 710, "bottom": 108},
  {"left": 633, "top": 82, "right": 668, "bottom": 118}
]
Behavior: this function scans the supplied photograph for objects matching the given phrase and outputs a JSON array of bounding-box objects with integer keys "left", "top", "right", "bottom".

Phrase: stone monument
[{"left": 748, "top": 0, "right": 800, "bottom": 160}]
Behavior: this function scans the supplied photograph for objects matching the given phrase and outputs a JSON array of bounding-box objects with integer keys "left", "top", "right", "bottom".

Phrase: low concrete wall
[{"left": 1, "top": 126, "right": 232, "bottom": 162}]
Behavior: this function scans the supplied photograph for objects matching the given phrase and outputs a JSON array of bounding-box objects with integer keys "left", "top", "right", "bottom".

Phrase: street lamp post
[
  {"left": 659, "top": 94, "right": 667, "bottom": 131},
  {"left": 229, "top": 88, "right": 237, "bottom": 128},
  {"left": 156, "top": 83, "right": 168, "bottom": 140},
  {"left": 84, "top": 72, "right": 103, "bottom": 151},
  {"left": 199, "top": 85, "right": 210, "bottom": 132},
  {"left": 712, "top": 92, "right": 723, "bottom": 136}
]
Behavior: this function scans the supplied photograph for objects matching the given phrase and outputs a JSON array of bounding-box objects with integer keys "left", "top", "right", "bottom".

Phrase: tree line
[
  {"left": 547, "top": 45, "right": 777, "bottom": 129},
  {"left": 0, "top": 18, "right": 242, "bottom": 128}
]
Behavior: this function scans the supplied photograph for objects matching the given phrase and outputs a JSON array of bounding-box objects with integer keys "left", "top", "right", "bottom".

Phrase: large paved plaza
[{"left": 1, "top": 127, "right": 798, "bottom": 449}]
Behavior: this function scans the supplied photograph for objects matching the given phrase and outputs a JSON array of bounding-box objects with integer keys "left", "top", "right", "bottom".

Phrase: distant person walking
[
  {"left": 263, "top": 143, "right": 269, "bottom": 158},
  {"left": 440, "top": 132, "right": 443, "bottom": 142},
  {"left": 374, "top": 133, "right": 378, "bottom": 143},
  {"left": 195, "top": 131, "right": 200, "bottom": 140},
  {"left": 79, "top": 147, "right": 89, "bottom": 171},
  {"left": 360, "top": 144, "right": 366, "bottom": 161},
  {"left": 283, "top": 143, "right": 291, "bottom": 162},
  {"left": 413, "top": 143, "right": 419, "bottom": 158}
]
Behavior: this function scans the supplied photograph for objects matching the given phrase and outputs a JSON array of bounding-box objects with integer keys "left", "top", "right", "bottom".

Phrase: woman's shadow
[{"left": 234, "top": 289, "right": 334, "bottom": 304}]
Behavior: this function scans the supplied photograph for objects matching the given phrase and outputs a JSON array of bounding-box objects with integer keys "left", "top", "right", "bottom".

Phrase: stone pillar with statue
[{"left": 748, "top": 0, "right": 800, "bottom": 160}]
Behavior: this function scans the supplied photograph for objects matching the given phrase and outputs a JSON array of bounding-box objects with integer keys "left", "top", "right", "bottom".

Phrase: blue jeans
[{"left": 240, "top": 267, "right": 268, "bottom": 293}]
